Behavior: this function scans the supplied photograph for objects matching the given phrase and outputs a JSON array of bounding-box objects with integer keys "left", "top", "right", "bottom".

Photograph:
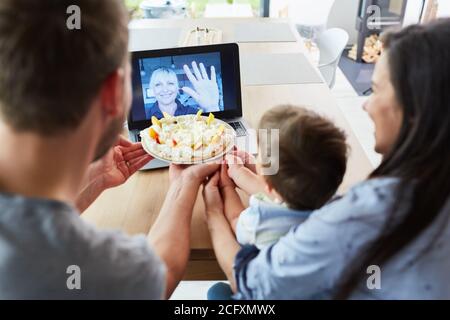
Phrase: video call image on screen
[{"left": 132, "top": 52, "right": 233, "bottom": 122}]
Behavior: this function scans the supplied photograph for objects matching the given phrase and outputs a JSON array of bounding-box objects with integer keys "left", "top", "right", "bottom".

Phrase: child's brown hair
[{"left": 259, "top": 105, "right": 348, "bottom": 210}]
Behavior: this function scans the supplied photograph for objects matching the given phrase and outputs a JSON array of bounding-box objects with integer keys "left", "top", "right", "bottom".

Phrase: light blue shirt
[
  {"left": 236, "top": 194, "right": 312, "bottom": 249},
  {"left": 233, "top": 178, "right": 450, "bottom": 300}
]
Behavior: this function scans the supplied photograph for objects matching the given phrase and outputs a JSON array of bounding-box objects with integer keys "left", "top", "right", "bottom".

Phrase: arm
[
  {"left": 148, "top": 163, "right": 220, "bottom": 299},
  {"left": 202, "top": 172, "right": 241, "bottom": 292},
  {"left": 219, "top": 163, "right": 245, "bottom": 233},
  {"left": 221, "top": 187, "right": 245, "bottom": 233},
  {"left": 225, "top": 154, "right": 266, "bottom": 196},
  {"left": 208, "top": 213, "right": 241, "bottom": 293},
  {"left": 76, "top": 178, "right": 106, "bottom": 213}
]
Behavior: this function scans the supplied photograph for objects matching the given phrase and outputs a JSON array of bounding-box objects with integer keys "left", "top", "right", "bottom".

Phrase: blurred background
[
  {"left": 124, "top": 0, "right": 450, "bottom": 114},
  {"left": 125, "top": 1, "right": 450, "bottom": 43},
  {"left": 125, "top": 0, "right": 262, "bottom": 19}
]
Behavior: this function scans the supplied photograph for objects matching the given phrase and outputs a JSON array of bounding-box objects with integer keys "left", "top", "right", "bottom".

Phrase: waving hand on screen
[{"left": 182, "top": 61, "right": 220, "bottom": 112}]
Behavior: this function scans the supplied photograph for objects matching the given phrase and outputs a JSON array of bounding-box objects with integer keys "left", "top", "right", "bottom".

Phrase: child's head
[{"left": 258, "top": 105, "right": 348, "bottom": 210}]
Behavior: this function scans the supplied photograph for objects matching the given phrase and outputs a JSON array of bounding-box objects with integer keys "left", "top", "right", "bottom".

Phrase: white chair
[
  {"left": 315, "top": 28, "right": 349, "bottom": 88},
  {"left": 288, "top": 0, "right": 336, "bottom": 40}
]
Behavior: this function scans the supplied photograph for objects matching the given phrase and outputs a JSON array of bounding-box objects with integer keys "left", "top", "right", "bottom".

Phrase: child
[{"left": 220, "top": 105, "right": 348, "bottom": 249}]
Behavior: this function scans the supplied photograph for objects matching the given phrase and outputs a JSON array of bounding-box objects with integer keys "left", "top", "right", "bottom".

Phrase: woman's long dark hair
[{"left": 335, "top": 19, "right": 450, "bottom": 299}]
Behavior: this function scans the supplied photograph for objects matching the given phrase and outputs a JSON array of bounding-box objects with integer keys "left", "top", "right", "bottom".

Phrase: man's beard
[{"left": 92, "top": 115, "right": 125, "bottom": 162}]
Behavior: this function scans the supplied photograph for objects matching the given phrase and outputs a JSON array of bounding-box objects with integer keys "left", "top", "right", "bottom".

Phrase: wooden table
[{"left": 83, "top": 18, "right": 373, "bottom": 280}]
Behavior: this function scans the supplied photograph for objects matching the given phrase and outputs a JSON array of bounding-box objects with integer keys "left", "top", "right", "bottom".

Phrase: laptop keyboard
[
  {"left": 134, "top": 121, "right": 247, "bottom": 142},
  {"left": 228, "top": 121, "right": 247, "bottom": 137}
]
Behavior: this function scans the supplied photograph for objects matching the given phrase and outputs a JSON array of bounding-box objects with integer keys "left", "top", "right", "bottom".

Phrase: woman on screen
[{"left": 145, "top": 61, "right": 220, "bottom": 119}]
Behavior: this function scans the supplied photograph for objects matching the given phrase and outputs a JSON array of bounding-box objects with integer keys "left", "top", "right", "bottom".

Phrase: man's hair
[
  {"left": 0, "top": 0, "right": 129, "bottom": 135},
  {"left": 259, "top": 105, "right": 348, "bottom": 210}
]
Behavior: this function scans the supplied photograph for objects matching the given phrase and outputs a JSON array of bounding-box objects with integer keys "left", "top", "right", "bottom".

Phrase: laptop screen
[{"left": 129, "top": 44, "right": 242, "bottom": 130}]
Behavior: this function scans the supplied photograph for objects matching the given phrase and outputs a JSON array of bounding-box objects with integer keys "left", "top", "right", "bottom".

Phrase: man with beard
[{"left": 0, "top": 0, "right": 218, "bottom": 299}]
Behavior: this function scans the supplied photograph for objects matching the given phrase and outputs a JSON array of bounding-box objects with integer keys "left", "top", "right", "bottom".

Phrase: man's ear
[{"left": 99, "top": 68, "right": 125, "bottom": 118}]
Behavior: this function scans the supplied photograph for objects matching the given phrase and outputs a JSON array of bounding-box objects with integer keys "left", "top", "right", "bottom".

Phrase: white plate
[{"left": 141, "top": 116, "right": 236, "bottom": 165}]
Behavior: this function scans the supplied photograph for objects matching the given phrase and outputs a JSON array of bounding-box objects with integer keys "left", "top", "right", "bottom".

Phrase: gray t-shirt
[{"left": 0, "top": 193, "right": 166, "bottom": 299}]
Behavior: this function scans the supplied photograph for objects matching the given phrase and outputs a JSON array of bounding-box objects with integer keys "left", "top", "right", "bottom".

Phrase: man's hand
[
  {"left": 87, "top": 136, "right": 153, "bottom": 190},
  {"left": 168, "top": 164, "right": 188, "bottom": 184},
  {"left": 76, "top": 137, "right": 152, "bottom": 213},
  {"left": 182, "top": 61, "right": 220, "bottom": 112},
  {"left": 169, "top": 162, "right": 220, "bottom": 186}
]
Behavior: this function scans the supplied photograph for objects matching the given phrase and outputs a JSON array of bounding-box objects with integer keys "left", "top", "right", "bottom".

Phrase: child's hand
[
  {"left": 225, "top": 153, "right": 266, "bottom": 196},
  {"left": 225, "top": 154, "right": 245, "bottom": 181},
  {"left": 202, "top": 172, "right": 224, "bottom": 218},
  {"left": 219, "top": 162, "right": 236, "bottom": 189},
  {"left": 232, "top": 149, "right": 257, "bottom": 174}
]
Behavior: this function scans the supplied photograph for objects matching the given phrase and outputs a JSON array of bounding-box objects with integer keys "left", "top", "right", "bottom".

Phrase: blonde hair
[{"left": 149, "top": 67, "right": 179, "bottom": 92}]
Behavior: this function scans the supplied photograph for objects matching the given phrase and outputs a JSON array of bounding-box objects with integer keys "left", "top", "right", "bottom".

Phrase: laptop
[{"left": 127, "top": 43, "right": 257, "bottom": 170}]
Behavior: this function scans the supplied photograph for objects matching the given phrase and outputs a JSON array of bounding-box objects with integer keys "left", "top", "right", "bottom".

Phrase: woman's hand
[
  {"left": 219, "top": 161, "right": 236, "bottom": 189},
  {"left": 202, "top": 172, "right": 225, "bottom": 220},
  {"left": 202, "top": 171, "right": 240, "bottom": 293},
  {"left": 182, "top": 61, "right": 220, "bottom": 112}
]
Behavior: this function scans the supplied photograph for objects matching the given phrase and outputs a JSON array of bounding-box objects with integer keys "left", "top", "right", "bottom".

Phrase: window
[{"left": 125, "top": 0, "right": 262, "bottom": 18}]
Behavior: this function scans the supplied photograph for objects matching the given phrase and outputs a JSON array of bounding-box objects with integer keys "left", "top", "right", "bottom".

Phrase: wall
[
  {"left": 326, "top": 0, "right": 446, "bottom": 45},
  {"left": 274, "top": 0, "right": 448, "bottom": 46},
  {"left": 404, "top": 0, "right": 426, "bottom": 26},
  {"left": 327, "top": 0, "right": 360, "bottom": 45},
  {"left": 271, "top": 0, "right": 360, "bottom": 45},
  {"left": 437, "top": 0, "right": 450, "bottom": 17}
]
